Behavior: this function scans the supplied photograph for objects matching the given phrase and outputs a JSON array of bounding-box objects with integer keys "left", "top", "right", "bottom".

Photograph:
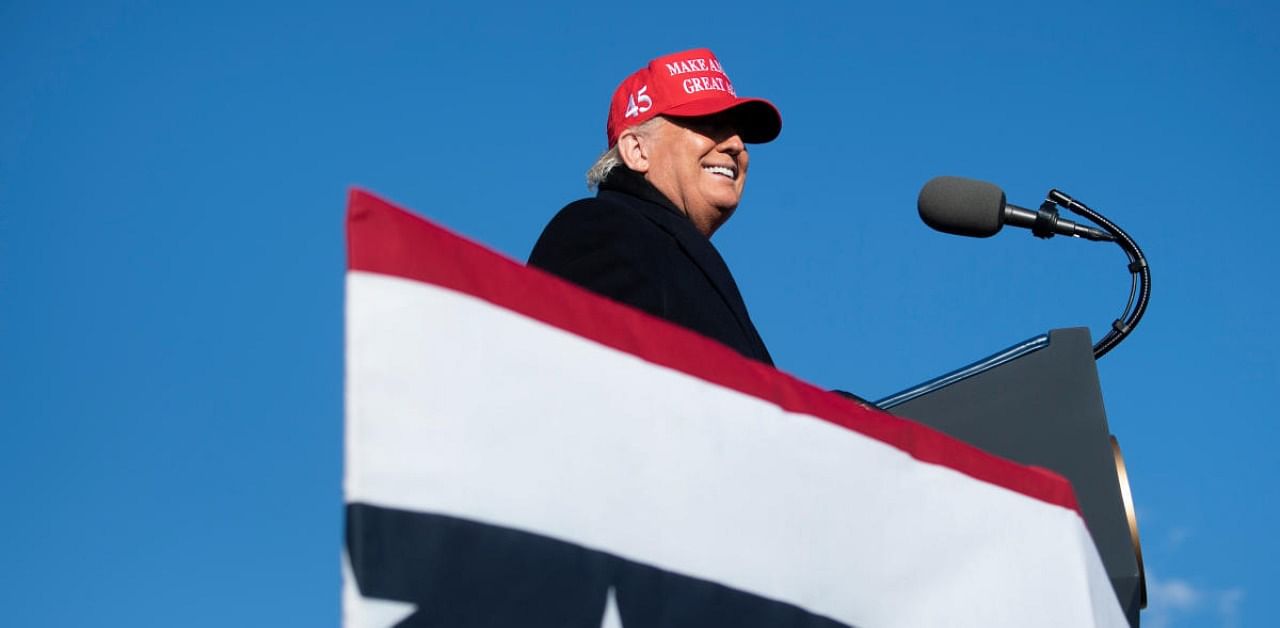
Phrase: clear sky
[{"left": 2, "top": 1, "right": 1276, "bottom": 626}]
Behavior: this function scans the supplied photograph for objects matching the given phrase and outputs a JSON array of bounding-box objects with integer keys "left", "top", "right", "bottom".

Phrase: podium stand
[{"left": 876, "top": 327, "right": 1145, "bottom": 626}]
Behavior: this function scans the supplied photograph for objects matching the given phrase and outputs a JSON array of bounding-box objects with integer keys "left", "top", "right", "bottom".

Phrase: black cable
[{"left": 1048, "top": 189, "right": 1151, "bottom": 359}]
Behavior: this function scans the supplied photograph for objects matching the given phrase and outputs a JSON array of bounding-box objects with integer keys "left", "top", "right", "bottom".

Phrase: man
[{"left": 528, "top": 48, "right": 781, "bottom": 365}]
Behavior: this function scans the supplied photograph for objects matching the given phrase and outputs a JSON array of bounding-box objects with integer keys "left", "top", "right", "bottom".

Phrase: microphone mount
[
  {"left": 1036, "top": 188, "right": 1151, "bottom": 360},
  {"left": 1032, "top": 201, "right": 1062, "bottom": 239},
  {"left": 1004, "top": 200, "right": 1116, "bottom": 242}
]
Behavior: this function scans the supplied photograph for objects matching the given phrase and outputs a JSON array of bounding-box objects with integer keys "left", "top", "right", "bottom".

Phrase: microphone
[{"left": 918, "top": 176, "right": 1114, "bottom": 242}]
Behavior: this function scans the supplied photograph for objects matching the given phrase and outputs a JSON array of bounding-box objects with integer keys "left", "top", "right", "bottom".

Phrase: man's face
[{"left": 643, "top": 115, "right": 749, "bottom": 237}]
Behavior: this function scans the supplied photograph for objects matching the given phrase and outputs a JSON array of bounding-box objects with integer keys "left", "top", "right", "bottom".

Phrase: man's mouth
[{"left": 702, "top": 165, "right": 737, "bottom": 180}]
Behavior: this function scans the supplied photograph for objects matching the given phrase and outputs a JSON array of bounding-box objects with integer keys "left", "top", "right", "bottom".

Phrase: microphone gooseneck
[
  {"left": 916, "top": 176, "right": 1150, "bottom": 360},
  {"left": 1047, "top": 189, "right": 1151, "bottom": 359}
]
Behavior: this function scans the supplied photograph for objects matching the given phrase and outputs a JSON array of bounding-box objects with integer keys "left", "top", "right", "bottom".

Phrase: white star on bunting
[
  {"left": 600, "top": 586, "right": 624, "bottom": 628},
  {"left": 341, "top": 551, "right": 417, "bottom": 628}
]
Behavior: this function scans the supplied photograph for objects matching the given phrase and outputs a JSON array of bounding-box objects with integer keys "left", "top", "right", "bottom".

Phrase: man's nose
[{"left": 717, "top": 132, "right": 745, "bottom": 154}]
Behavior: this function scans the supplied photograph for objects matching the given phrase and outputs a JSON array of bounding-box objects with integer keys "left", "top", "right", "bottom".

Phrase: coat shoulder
[{"left": 529, "top": 195, "right": 676, "bottom": 268}]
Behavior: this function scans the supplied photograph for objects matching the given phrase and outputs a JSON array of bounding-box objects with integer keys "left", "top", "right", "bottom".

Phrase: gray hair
[{"left": 585, "top": 117, "right": 665, "bottom": 189}]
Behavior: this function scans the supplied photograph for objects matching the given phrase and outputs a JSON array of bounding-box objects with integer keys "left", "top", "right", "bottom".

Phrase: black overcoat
[{"left": 528, "top": 168, "right": 773, "bottom": 365}]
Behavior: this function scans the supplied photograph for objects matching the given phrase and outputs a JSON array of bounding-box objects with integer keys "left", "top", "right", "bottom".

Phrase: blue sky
[{"left": 2, "top": 1, "right": 1276, "bottom": 626}]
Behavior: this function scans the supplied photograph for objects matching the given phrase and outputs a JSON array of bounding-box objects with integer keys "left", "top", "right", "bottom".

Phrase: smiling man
[{"left": 528, "top": 48, "right": 782, "bottom": 365}]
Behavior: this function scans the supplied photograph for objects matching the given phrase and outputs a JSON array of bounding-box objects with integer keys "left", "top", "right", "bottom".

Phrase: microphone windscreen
[{"left": 918, "top": 176, "right": 1006, "bottom": 237}]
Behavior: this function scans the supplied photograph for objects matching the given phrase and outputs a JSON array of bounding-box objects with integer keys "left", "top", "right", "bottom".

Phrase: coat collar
[
  {"left": 598, "top": 167, "right": 772, "bottom": 365},
  {"left": 598, "top": 166, "right": 686, "bottom": 221}
]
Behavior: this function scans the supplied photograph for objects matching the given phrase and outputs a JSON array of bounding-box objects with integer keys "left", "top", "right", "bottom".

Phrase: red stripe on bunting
[{"left": 346, "top": 188, "right": 1082, "bottom": 515}]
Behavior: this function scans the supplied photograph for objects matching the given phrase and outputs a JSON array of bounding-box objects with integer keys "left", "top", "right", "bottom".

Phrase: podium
[
  {"left": 876, "top": 327, "right": 1145, "bottom": 626},
  {"left": 346, "top": 192, "right": 1136, "bottom": 626}
]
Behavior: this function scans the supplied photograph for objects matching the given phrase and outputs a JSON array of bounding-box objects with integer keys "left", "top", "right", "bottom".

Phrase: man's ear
[{"left": 617, "top": 129, "right": 650, "bottom": 173}]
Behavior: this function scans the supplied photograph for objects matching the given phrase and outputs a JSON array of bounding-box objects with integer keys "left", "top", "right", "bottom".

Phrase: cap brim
[{"left": 663, "top": 97, "right": 782, "bottom": 144}]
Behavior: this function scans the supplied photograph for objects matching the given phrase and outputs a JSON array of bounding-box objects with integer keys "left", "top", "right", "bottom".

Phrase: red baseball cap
[{"left": 605, "top": 48, "right": 782, "bottom": 146}]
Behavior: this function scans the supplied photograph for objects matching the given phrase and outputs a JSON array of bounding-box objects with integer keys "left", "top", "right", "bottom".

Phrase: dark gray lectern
[{"left": 876, "top": 327, "right": 1145, "bottom": 626}]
